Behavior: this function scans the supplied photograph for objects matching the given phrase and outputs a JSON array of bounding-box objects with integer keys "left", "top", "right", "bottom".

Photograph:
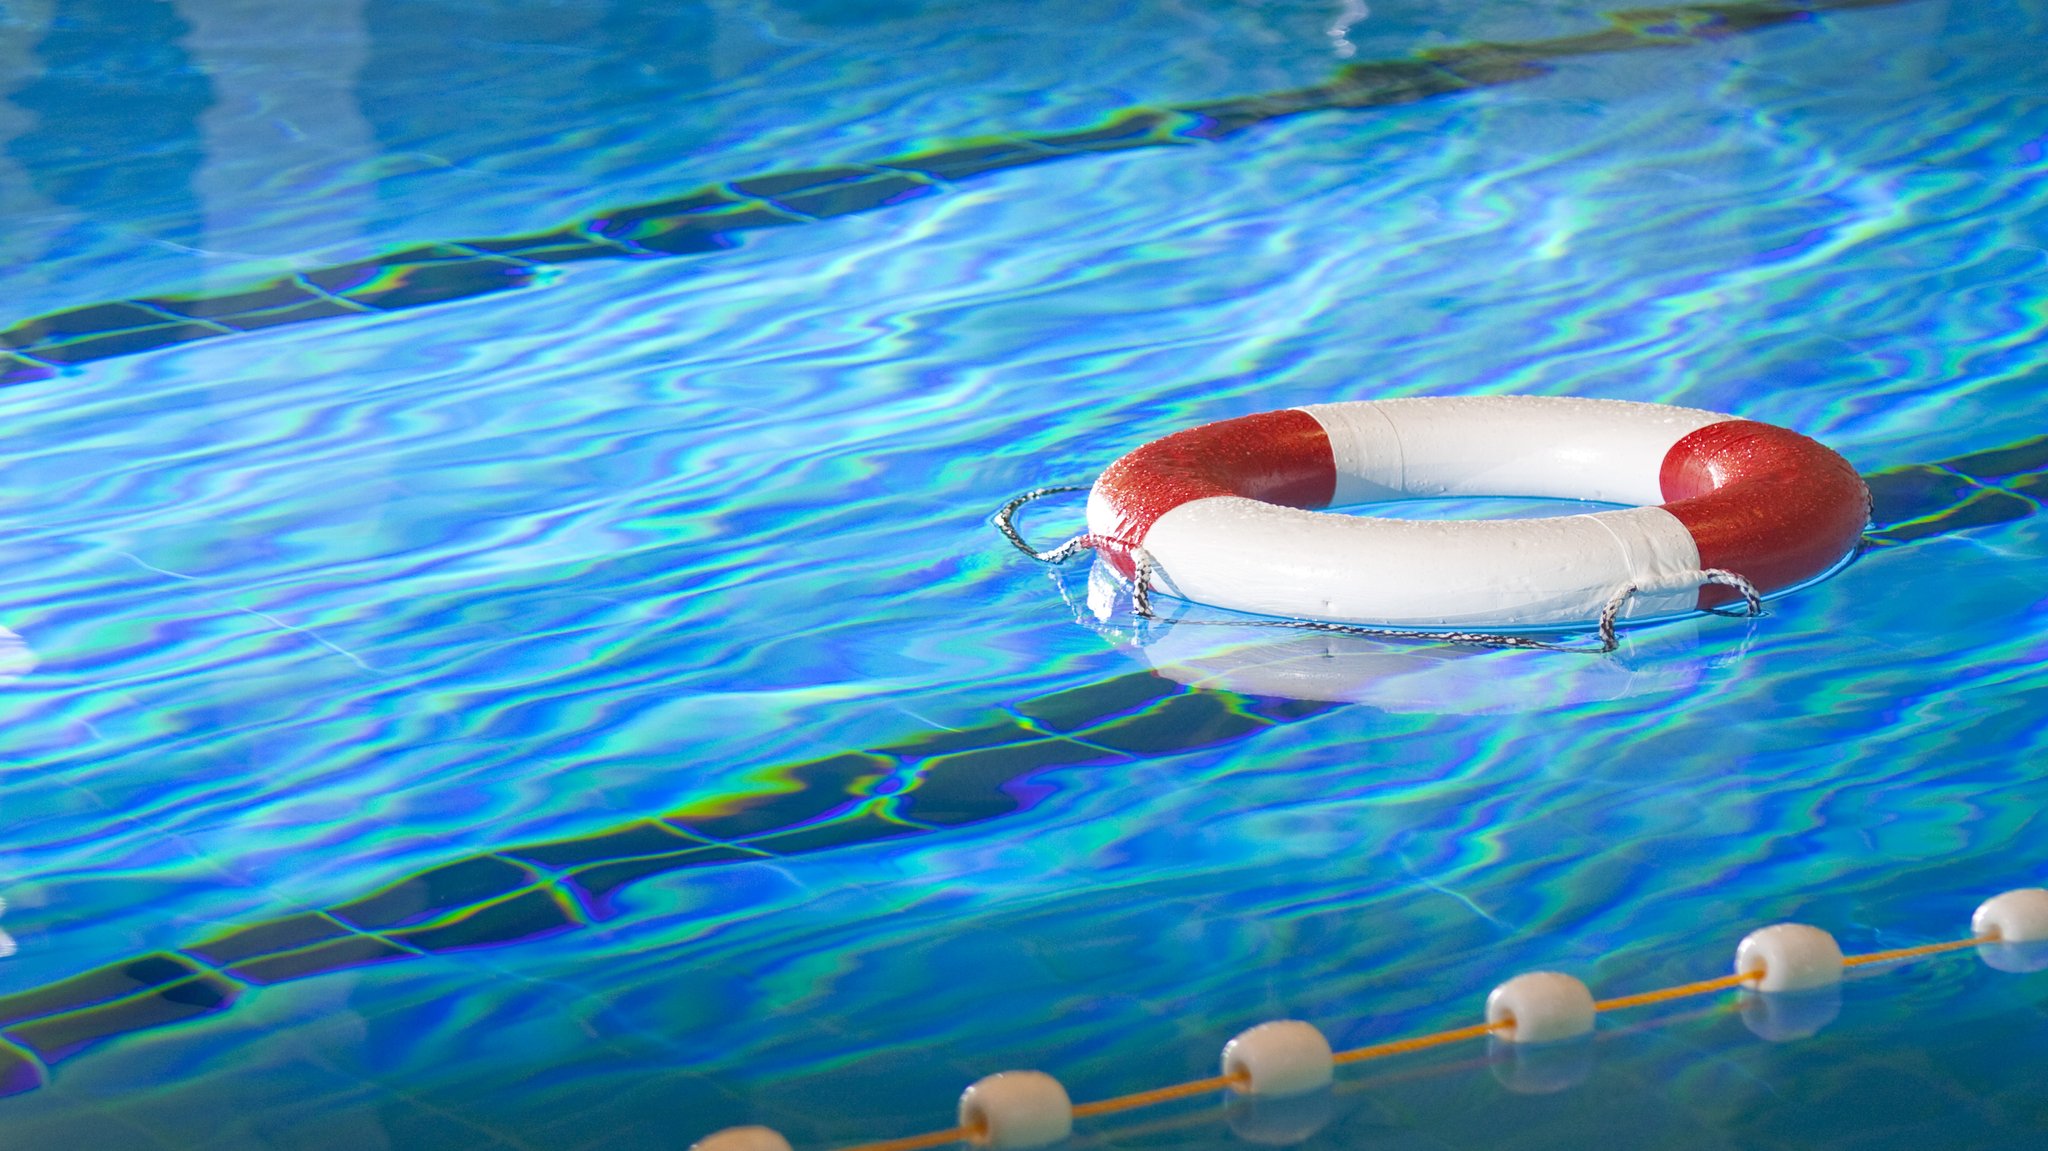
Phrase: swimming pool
[{"left": 2, "top": 0, "right": 2045, "bottom": 1146}]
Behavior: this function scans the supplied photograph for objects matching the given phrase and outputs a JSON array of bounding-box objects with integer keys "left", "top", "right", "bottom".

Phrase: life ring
[{"left": 1084, "top": 396, "right": 1870, "bottom": 628}]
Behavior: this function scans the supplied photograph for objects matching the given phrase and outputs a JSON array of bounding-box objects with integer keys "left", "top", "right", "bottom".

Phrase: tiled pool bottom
[
  {"left": 2, "top": 0, "right": 2046, "bottom": 1146},
  {"left": 0, "top": 426, "right": 2042, "bottom": 1140},
  {"left": 0, "top": 0, "right": 1935, "bottom": 388}
]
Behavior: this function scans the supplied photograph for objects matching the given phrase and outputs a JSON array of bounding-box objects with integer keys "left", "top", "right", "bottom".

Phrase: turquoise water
[{"left": 2, "top": 0, "right": 2046, "bottom": 1147}]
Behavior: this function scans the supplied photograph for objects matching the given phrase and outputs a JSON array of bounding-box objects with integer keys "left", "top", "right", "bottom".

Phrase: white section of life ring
[
  {"left": 1303, "top": 396, "right": 1729, "bottom": 506},
  {"left": 1096, "top": 396, "right": 1741, "bottom": 628},
  {"left": 1139, "top": 499, "right": 1704, "bottom": 626}
]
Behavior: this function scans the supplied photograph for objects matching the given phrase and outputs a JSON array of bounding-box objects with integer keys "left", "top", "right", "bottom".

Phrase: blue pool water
[{"left": 2, "top": 0, "right": 2046, "bottom": 1147}]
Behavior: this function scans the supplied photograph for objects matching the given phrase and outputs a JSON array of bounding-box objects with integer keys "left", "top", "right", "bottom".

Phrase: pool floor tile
[
  {"left": 328, "top": 855, "right": 546, "bottom": 931},
  {"left": 185, "top": 912, "right": 357, "bottom": 967},
  {"left": 4, "top": 976, "right": 241, "bottom": 1063},
  {"left": 0, "top": 954, "right": 213, "bottom": 1028}
]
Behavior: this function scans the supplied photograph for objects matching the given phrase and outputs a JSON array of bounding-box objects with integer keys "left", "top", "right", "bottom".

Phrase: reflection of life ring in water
[
  {"left": 1062, "top": 562, "right": 1744, "bottom": 714},
  {"left": 1085, "top": 396, "right": 1870, "bottom": 629},
  {"left": 1124, "top": 612, "right": 1725, "bottom": 712}
]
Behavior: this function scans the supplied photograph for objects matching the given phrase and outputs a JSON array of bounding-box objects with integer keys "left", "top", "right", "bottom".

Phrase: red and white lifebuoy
[{"left": 1085, "top": 396, "right": 1869, "bottom": 628}]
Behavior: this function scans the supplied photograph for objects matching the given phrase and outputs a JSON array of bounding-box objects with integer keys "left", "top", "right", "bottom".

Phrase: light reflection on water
[{"left": 0, "top": 0, "right": 2045, "bottom": 1148}]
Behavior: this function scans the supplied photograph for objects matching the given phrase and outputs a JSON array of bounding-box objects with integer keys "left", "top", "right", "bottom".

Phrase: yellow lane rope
[
  {"left": 1592, "top": 970, "right": 1757, "bottom": 1012},
  {"left": 1069, "top": 1072, "right": 1246, "bottom": 1119},
  {"left": 831, "top": 933, "right": 2001, "bottom": 1151},
  {"left": 1331, "top": 1019, "right": 1503, "bottom": 1065},
  {"left": 1842, "top": 935, "right": 1991, "bottom": 968}
]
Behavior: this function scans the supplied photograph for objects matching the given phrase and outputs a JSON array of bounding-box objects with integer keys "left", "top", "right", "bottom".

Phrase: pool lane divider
[
  {"left": 696, "top": 892, "right": 2048, "bottom": 1151},
  {"left": 0, "top": 428, "right": 2040, "bottom": 1101},
  {"left": 0, "top": 0, "right": 1925, "bottom": 386}
]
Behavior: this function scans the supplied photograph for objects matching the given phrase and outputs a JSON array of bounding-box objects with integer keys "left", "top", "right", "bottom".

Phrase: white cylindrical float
[
  {"left": 959, "top": 1071, "right": 1073, "bottom": 1149},
  {"left": 1485, "top": 972, "right": 1596, "bottom": 1044},
  {"left": 1973, "top": 888, "right": 2048, "bottom": 974},
  {"left": 1734, "top": 923, "right": 1844, "bottom": 992},
  {"left": 1972, "top": 888, "right": 2048, "bottom": 943},
  {"left": 1220, "top": 1020, "right": 1335, "bottom": 1097},
  {"left": 692, "top": 1127, "right": 793, "bottom": 1151}
]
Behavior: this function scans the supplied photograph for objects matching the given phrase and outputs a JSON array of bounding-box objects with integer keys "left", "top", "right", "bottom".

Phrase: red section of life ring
[
  {"left": 1090, "top": 408, "right": 1336, "bottom": 551},
  {"left": 1659, "top": 420, "right": 1871, "bottom": 609}
]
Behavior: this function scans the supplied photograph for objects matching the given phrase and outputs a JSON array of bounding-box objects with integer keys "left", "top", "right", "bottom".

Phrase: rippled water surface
[{"left": 2, "top": 0, "right": 2046, "bottom": 1148}]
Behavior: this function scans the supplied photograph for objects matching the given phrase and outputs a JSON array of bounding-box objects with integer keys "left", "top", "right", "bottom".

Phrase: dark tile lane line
[
  {"left": 0, "top": 422, "right": 2037, "bottom": 1097},
  {"left": 0, "top": 0, "right": 1907, "bottom": 387}
]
